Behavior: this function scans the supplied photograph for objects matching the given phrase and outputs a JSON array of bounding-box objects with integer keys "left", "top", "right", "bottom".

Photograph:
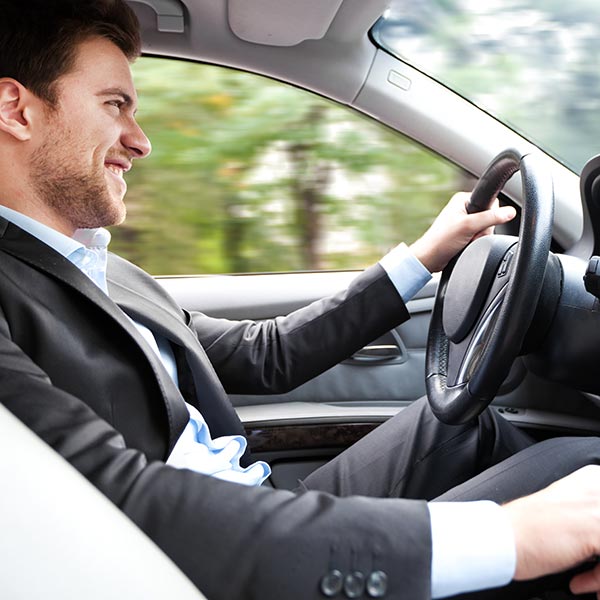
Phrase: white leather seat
[{"left": 0, "top": 404, "right": 207, "bottom": 600}]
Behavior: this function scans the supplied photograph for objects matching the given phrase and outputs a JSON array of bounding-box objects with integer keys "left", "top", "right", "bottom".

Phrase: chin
[
  {"left": 93, "top": 194, "right": 127, "bottom": 229},
  {"left": 107, "top": 187, "right": 127, "bottom": 216},
  {"left": 109, "top": 202, "right": 127, "bottom": 226}
]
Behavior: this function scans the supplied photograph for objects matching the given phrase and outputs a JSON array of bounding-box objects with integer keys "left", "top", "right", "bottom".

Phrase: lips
[{"left": 104, "top": 158, "right": 131, "bottom": 177}]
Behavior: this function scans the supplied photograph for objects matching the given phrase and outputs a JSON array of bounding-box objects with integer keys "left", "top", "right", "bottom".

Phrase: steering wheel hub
[{"left": 443, "top": 236, "right": 516, "bottom": 343}]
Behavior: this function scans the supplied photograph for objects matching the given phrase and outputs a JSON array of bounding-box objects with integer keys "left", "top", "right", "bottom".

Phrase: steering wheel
[{"left": 425, "top": 148, "right": 555, "bottom": 424}]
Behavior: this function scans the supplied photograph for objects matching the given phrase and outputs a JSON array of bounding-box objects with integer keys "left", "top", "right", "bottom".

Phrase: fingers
[
  {"left": 571, "top": 563, "right": 600, "bottom": 595},
  {"left": 408, "top": 192, "right": 517, "bottom": 273},
  {"left": 448, "top": 192, "right": 516, "bottom": 237},
  {"left": 507, "top": 466, "right": 600, "bottom": 583}
]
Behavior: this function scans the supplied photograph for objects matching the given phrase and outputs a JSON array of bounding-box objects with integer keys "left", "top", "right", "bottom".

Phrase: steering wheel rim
[{"left": 426, "top": 148, "right": 555, "bottom": 425}]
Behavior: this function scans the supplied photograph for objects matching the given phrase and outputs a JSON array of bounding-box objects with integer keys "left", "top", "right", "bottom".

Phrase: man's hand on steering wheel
[{"left": 409, "top": 191, "right": 517, "bottom": 274}]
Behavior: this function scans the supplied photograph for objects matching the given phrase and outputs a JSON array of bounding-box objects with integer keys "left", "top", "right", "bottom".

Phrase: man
[{"left": 2, "top": 1, "right": 600, "bottom": 599}]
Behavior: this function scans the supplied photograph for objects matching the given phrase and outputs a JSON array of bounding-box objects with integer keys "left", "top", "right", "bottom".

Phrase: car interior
[{"left": 3, "top": 0, "right": 600, "bottom": 597}]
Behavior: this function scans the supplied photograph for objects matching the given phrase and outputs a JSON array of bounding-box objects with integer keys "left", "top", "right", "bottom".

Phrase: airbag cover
[{"left": 443, "top": 235, "right": 516, "bottom": 342}]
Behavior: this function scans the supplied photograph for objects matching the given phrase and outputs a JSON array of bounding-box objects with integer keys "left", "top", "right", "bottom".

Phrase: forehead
[{"left": 56, "top": 36, "right": 138, "bottom": 104}]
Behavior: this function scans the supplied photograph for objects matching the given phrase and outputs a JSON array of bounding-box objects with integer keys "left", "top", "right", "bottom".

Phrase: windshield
[{"left": 373, "top": 0, "right": 600, "bottom": 174}]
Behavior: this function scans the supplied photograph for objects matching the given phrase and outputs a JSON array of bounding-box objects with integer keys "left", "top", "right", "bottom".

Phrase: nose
[{"left": 122, "top": 118, "right": 152, "bottom": 159}]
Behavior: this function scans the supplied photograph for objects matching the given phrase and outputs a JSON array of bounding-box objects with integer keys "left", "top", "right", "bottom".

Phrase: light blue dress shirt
[{"left": 0, "top": 205, "right": 515, "bottom": 597}]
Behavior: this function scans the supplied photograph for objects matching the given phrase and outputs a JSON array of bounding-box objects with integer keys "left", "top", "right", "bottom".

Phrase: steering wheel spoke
[{"left": 454, "top": 284, "right": 506, "bottom": 385}]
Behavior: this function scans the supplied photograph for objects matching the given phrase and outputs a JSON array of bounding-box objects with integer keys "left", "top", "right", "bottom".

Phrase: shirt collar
[{"left": 0, "top": 205, "right": 111, "bottom": 257}]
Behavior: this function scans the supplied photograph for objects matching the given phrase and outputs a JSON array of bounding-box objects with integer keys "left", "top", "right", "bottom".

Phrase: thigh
[
  {"left": 301, "top": 396, "right": 534, "bottom": 500},
  {"left": 435, "top": 435, "right": 600, "bottom": 503},
  {"left": 437, "top": 436, "right": 600, "bottom": 600}
]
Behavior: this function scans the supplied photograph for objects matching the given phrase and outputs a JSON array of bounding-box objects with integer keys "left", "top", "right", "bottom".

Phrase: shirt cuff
[
  {"left": 379, "top": 243, "right": 432, "bottom": 302},
  {"left": 428, "top": 501, "right": 516, "bottom": 599}
]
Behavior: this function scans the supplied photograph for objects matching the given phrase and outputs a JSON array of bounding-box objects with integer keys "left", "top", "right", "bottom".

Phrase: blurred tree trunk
[
  {"left": 223, "top": 196, "right": 248, "bottom": 273},
  {"left": 288, "top": 105, "right": 331, "bottom": 270}
]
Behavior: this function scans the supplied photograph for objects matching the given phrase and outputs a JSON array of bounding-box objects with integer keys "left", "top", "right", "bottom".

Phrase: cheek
[
  {"left": 54, "top": 114, "right": 120, "bottom": 167},
  {"left": 74, "top": 112, "right": 118, "bottom": 145}
]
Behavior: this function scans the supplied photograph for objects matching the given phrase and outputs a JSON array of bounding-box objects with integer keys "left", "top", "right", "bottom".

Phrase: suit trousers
[{"left": 301, "top": 396, "right": 600, "bottom": 599}]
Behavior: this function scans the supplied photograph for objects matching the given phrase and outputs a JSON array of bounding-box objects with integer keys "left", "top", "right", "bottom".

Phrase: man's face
[{"left": 29, "top": 37, "right": 151, "bottom": 233}]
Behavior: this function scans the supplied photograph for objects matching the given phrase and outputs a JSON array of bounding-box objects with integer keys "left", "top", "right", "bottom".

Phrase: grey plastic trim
[
  {"left": 491, "top": 405, "right": 600, "bottom": 435},
  {"left": 237, "top": 401, "right": 403, "bottom": 425},
  {"left": 129, "top": 0, "right": 185, "bottom": 32},
  {"left": 158, "top": 271, "right": 360, "bottom": 319},
  {"left": 406, "top": 295, "right": 435, "bottom": 315}
]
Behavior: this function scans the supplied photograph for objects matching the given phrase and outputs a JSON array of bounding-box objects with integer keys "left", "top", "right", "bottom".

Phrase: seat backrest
[{"left": 0, "top": 404, "right": 207, "bottom": 600}]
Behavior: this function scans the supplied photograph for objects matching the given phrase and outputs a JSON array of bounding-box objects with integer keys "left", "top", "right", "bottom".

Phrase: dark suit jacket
[{"left": 0, "top": 216, "right": 432, "bottom": 600}]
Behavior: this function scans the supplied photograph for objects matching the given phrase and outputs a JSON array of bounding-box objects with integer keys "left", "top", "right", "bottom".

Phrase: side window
[{"left": 114, "top": 57, "right": 467, "bottom": 275}]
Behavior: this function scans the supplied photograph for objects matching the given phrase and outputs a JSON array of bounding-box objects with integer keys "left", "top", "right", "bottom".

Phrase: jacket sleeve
[
  {"left": 0, "top": 321, "right": 432, "bottom": 600},
  {"left": 189, "top": 264, "right": 411, "bottom": 394}
]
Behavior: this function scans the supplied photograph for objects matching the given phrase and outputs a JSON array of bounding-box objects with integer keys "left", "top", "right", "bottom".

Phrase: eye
[{"left": 106, "top": 99, "right": 124, "bottom": 110}]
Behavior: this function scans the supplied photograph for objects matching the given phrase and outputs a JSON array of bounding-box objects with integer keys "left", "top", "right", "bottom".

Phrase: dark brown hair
[{"left": 0, "top": 0, "right": 141, "bottom": 106}]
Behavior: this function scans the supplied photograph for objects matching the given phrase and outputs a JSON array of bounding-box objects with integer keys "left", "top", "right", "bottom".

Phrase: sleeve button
[
  {"left": 343, "top": 571, "right": 365, "bottom": 598},
  {"left": 320, "top": 569, "right": 344, "bottom": 597},
  {"left": 366, "top": 570, "right": 388, "bottom": 598}
]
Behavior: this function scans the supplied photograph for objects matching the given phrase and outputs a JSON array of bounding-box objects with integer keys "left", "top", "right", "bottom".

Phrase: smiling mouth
[
  {"left": 105, "top": 164, "right": 125, "bottom": 178},
  {"left": 104, "top": 157, "right": 132, "bottom": 178},
  {"left": 104, "top": 163, "right": 129, "bottom": 196}
]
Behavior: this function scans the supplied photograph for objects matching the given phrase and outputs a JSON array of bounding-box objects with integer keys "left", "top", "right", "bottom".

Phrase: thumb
[
  {"left": 467, "top": 205, "right": 517, "bottom": 235},
  {"left": 570, "top": 563, "right": 600, "bottom": 596},
  {"left": 469, "top": 206, "right": 517, "bottom": 232}
]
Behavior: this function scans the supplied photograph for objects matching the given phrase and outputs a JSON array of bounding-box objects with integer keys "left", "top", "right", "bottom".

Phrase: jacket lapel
[
  {"left": 108, "top": 276, "right": 197, "bottom": 349},
  {"left": 107, "top": 268, "right": 248, "bottom": 445},
  {"left": 0, "top": 219, "right": 190, "bottom": 451}
]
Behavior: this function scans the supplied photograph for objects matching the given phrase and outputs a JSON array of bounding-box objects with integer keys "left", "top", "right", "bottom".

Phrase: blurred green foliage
[
  {"left": 378, "top": 0, "right": 600, "bottom": 173},
  {"left": 111, "top": 58, "right": 461, "bottom": 275}
]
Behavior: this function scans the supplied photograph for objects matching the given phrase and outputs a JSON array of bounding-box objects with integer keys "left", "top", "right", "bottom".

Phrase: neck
[
  {"left": 0, "top": 153, "right": 76, "bottom": 237},
  {"left": 0, "top": 198, "right": 76, "bottom": 238}
]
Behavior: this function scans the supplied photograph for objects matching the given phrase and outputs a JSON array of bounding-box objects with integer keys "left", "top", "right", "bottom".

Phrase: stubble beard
[{"left": 29, "top": 138, "right": 126, "bottom": 231}]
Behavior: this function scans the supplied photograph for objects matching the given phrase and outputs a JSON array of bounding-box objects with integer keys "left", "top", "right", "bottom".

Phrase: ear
[{"left": 0, "top": 79, "right": 35, "bottom": 142}]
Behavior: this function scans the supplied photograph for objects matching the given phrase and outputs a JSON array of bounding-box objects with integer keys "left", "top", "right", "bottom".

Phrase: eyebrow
[{"left": 96, "top": 88, "right": 137, "bottom": 113}]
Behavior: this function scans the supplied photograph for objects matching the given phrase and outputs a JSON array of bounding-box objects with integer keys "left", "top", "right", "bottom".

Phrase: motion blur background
[{"left": 114, "top": 0, "right": 599, "bottom": 275}]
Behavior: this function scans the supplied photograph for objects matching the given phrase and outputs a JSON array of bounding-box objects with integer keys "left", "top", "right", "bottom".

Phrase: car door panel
[
  {"left": 159, "top": 272, "right": 436, "bottom": 487},
  {"left": 158, "top": 273, "right": 436, "bottom": 408}
]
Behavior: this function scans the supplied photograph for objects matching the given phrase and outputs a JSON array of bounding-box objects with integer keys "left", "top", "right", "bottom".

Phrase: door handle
[
  {"left": 345, "top": 330, "right": 408, "bottom": 365},
  {"left": 352, "top": 344, "right": 402, "bottom": 362}
]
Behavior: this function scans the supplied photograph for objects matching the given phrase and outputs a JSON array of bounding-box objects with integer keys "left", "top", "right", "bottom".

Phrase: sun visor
[{"left": 227, "top": 0, "right": 344, "bottom": 46}]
